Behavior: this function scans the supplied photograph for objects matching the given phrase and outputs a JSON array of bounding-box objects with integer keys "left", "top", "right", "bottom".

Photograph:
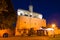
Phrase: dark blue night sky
[{"left": 11, "top": 0, "right": 60, "bottom": 26}]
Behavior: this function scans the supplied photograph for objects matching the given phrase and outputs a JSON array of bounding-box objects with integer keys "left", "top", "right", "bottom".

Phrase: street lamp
[{"left": 52, "top": 24, "right": 56, "bottom": 28}]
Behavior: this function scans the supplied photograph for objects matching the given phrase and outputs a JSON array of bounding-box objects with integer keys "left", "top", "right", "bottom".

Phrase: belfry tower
[{"left": 0, "top": 0, "right": 17, "bottom": 29}]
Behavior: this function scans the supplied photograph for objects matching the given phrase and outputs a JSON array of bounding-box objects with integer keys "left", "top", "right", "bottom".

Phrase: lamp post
[
  {"left": 52, "top": 24, "right": 56, "bottom": 28},
  {"left": 51, "top": 24, "right": 56, "bottom": 37}
]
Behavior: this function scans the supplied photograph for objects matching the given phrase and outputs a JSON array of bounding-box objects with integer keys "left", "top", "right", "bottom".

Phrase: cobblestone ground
[{"left": 0, "top": 36, "right": 49, "bottom": 40}]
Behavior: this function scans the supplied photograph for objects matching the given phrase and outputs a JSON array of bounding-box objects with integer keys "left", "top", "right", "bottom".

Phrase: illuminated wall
[{"left": 16, "top": 16, "right": 46, "bottom": 30}]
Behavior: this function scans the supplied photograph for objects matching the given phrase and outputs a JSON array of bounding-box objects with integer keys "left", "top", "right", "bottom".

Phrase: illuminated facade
[
  {"left": 15, "top": 7, "right": 46, "bottom": 36},
  {"left": 16, "top": 9, "right": 46, "bottom": 29}
]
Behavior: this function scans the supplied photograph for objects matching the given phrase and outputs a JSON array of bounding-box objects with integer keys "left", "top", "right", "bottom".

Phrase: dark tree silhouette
[{"left": 0, "top": 0, "right": 17, "bottom": 30}]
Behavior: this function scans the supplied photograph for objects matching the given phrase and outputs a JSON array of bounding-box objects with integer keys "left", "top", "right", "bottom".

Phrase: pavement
[{"left": 0, "top": 36, "right": 49, "bottom": 40}]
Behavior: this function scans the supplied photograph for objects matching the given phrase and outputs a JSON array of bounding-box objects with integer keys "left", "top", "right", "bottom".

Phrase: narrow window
[
  {"left": 24, "top": 14, "right": 28, "bottom": 16},
  {"left": 30, "top": 15, "right": 32, "bottom": 17}
]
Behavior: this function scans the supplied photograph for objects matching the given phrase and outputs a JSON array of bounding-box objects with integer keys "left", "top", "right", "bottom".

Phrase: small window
[
  {"left": 24, "top": 22, "right": 26, "bottom": 23},
  {"left": 24, "top": 14, "right": 28, "bottom": 16},
  {"left": 20, "top": 13, "right": 23, "bottom": 15},
  {"left": 30, "top": 15, "right": 32, "bottom": 17}
]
